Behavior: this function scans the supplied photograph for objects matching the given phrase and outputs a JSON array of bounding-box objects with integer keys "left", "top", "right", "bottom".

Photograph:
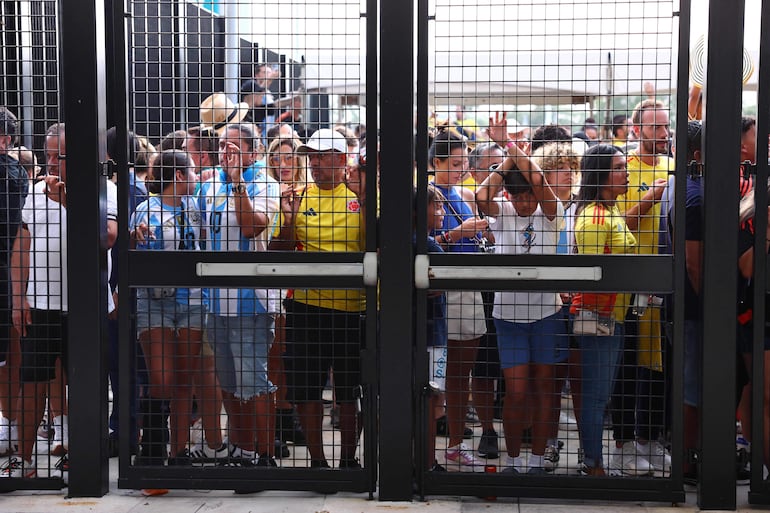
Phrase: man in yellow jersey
[
  {"left": 270, "top": 128, "right": 366, "bottom": 469},
  {"left": 609, "top": 99, "right": 671, "bottom": 476}
]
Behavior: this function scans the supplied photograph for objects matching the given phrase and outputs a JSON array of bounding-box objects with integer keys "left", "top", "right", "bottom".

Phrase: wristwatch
[{"left": 234, "top": 183, "right": 247, "bottom": 194}]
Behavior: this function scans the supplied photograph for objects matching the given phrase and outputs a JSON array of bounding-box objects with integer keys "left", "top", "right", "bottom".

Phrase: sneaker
[
  {"left": 527, "top": 466, "right": 549, "bottom": 475},
  {"left": 221, "top": 444, "right": 255, "bottom": 466},
  {"left": 638, "top": 440, "right": 671, "bottom": 473},
  {"left": 51, "top": 415, "right": 69, "bottom": 456},
  {"left": 338, "top": 457, "right": 362, "bottom": 469},
  {"left": 190, "top": 442, "right": 229, "bottom": 462},
  {"left": 0, "top": 417, "right": 10, "bottom": 456},
  {"left": 167, "top": 448, "right": 192, "bottom": 466},
  {"left": 559, "top": 409, "right": 579, "bottom": 431},
  {"left": 465, "top": 407, "right": 481, "bottom": 426},
  {"left": 543, "top": 444, "right": 560, "bottom": 471},
  {"left": 1, "top": 456, "right": 36, "bottom": 478},
  {"left": 256, "top": 455, "right": 278, "bottom": 467},
  {"left": 609, "top": 441, "right": 653, "bottom": 476},
  {"left": 51, "top": 455, "right": 69, "bottom": 484},
  {"left": 501, "top": 466, "right": 519, "bottom": 474},
  {"left": 444, "top": 443, "right": 485, "bottom": 473},
  {"left": 477, "top": 430, "right": 499, "bottom": 459}
]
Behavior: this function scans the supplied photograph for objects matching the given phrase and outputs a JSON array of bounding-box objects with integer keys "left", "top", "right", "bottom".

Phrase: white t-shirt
[
  {"left": 490, "top": 197, "right": 563, "bottom": 322},
  {"left": 22, "top": 180, "right": 68, "bottom": 311},
  {"left": 106, "top": 180, "right": 117, "bottom": 313}
]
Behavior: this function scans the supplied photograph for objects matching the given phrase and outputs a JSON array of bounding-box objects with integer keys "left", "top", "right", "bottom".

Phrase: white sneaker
[
  {"left": 189, "top": 442, "right": 229, "bottom": 464},
  {"left": 444, "top": 443, "right": 485, "bottom": 473},
  {"left": 638, "top": 440, "right": 671, "bottom": 473},
  {"left": 543, "top": 444, "right": 560, "bottom": 471},
  {"left": 0, "top": 456, "right": 36, "bottom": 478},
  {"left": 609, "top": 441, "right": 653, "bottom": 476},
  {"left": 0, "top": 416, "right": 10, "bottom": 456},
  {"left": 52, "top": 415, "right": 69, "bottom": 456}
]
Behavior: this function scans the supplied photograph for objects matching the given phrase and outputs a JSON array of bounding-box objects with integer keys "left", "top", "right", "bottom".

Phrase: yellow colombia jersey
[
  {"left": 292, "top": 182, "right": 365, "bottom": 312},
  {"left": 458, "top": 173, "right": 476, "bottom": 191},
  {"left": 618, "top": 151, "right": 672, "bottom": 255},
  {"left": 618, "top": 151, "right": 671, "bottom": 372},
  {"left": 573, "top": 202, "right": 636, "bottom": 322}
]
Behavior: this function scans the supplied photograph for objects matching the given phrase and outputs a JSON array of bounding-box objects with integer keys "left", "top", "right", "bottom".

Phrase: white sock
[
  {"left": 506, "top": 455, "right": 524, "bottom": 471},
  {"left": 529, "top": 454, "right": 544, "bottom": 468}
]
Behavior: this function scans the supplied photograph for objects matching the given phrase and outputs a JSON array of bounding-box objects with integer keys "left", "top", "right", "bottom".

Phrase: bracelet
[
  {"left": 505, "top": 141, "right": 516, "bottom": 150},
  {"left": 443, "top": 231, "right": 453, "bottom": 244}
]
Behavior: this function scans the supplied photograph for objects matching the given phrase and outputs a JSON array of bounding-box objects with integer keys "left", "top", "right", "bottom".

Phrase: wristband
[
  {"left": 443, "top": 231, "right": 453, "bottom": 244},
  {"left": 505, "top": 141, "right": 516, "bottom": 150}
]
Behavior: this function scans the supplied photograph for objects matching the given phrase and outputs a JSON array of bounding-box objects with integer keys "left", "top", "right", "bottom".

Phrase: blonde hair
[
  {"left": 266, "top": 137, "right": 307, "bottom": 185},
  {"left": 531, "top": 142, "right": 580, "bottom": 172}
]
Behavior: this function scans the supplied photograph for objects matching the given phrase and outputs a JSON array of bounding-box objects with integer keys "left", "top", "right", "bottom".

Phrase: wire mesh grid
[
  {"left": 422, "top": 0, "right": 678, "bottom": 478},
  {"left": 125, "top": 0, "right": 369, "bottom": 473}
]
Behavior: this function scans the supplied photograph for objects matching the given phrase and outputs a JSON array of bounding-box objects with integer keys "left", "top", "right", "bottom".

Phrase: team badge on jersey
[{"left": 347, "top": 199, "right": 361, "bottom": 213}]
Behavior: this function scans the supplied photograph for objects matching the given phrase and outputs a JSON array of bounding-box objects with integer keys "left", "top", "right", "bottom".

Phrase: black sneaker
[
  {"left": 436, "top": 416, "right": 472, "bottom": 439},
  {"left": 256, "top": 455, "right": 278, "bottom": 467},
  {"left": 310, "top": 459, "right": 330, "bottom": 469},
  {"left": 477, "top": 430, "right": 499, "bottom": 459},
  {"left": 338, "top": 457, "right": 362, "bottom": 469},
  {"left": 168, "top": 449, "right": 192, "bottom": 466}
]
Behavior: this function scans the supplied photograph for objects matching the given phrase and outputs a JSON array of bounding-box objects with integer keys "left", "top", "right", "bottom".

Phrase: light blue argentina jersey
[
  {"left": 130, "top": 195, "right": 206, "bottom": 306},
  {"left": 198, "top": 163, "right": 280, "bottom": 316}
]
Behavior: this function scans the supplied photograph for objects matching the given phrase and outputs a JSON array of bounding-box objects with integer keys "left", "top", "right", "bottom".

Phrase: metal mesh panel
[{"left": 420, "top": 0, "right": 678, "bottom": 486}]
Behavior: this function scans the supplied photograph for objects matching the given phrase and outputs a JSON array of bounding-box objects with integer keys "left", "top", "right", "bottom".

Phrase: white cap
[{"left": 297, "top": 128, "right": 347, "bottom": 153}]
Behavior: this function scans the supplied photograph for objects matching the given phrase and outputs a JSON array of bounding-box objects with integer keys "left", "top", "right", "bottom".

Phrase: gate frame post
[
  {"left": 61, "top": 0, "right": 110, "bottom": 497},
  {"left": 378, "top": 0, "right": 416, "bottom": 501},
  {"left": 699, "top": 0, "right": 745, "bottom": 509}
]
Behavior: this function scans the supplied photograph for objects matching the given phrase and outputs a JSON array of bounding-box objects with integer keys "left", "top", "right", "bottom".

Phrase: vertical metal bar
[
  {"left": 378, "top": 0, "right": 415, "bottom": 501},
  {"left": 749, "top": 0, "right": 770, "bottom": 502},
  {"left": 671, "top": 0, "right": 690, "bottom": 493},
  {"left": 60, "top": 0, "right": 109, "bottom": 497},
  {"left": 106, "top": 0, "right": 133, "bottom": 483},
  {"left": 363, "top": 0, "right": 379, "bottom": 494},
  {"left": 699, "top": 0, "right": 745, "bottom": 508}
]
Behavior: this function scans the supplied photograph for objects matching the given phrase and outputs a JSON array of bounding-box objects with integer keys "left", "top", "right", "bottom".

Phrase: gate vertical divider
[
  {"left": 749, "top": 0, "right": 770, "bottom": 503},
  {"left": 378, "top": 0, "right": 416, "bottom": 501},
  {"left": 672, "top": 0, "right": 691, "bottom": 495},
  {"left": 61, "top": 0, "right": 110, "bottom": 496},
  {"left": 107, "top": 0, "right": 134, "bottom": 484},
  {"left": 364, "top": 0, "right": 380, "bottom": 495},
  {"left": 700, "top": 0, "right": 745, "bottom": 509}
]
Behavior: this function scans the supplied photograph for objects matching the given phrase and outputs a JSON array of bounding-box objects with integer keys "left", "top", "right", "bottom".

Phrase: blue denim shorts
[
  {"left": 494, "top": 310, "right": 569, "bottom": 369},
  {"left": 136, "top": 296, "right": 206, "bottom": 332},
  {"left": 207, "top": 313, "right": 276, "bottom": 400}
]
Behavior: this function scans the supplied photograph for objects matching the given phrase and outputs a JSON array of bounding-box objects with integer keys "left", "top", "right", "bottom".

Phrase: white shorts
[
  {"left": 427, "top": 346, "right": 447, "bottom": 391},
  {"left": 445, "top": 290, "right": 487, "bottom": 341}
]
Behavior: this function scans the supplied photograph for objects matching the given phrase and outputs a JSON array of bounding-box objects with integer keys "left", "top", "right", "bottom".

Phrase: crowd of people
[{"left": 0, "top": 86, "right": 763, "bottom": 489}]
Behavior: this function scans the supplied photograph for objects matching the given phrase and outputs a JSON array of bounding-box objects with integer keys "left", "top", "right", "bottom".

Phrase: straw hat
[{"left": 199, "top": 93, "right": 250, "bottom": 135}]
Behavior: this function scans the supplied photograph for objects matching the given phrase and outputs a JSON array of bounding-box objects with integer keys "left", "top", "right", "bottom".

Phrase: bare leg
[
  {"left": 296, "top": 401, "right": 324, "bottom": 462},
  {"left": 445, "top": 337, "right": 481, "bottom": 447}
]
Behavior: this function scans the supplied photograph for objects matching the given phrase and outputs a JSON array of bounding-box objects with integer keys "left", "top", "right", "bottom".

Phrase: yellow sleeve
[{"left": 575, "top": 206, "right": 610, "bottom": 255}]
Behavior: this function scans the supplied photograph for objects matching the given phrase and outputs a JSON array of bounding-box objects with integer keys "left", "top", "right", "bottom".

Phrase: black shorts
[
  {"left": 473, "top": 291, "right": 500, "bottom": 378},
  {"left": 283, "top": 300, "right": 363, "bottom": 402},
  {"left": 20, "top": 309, "right": 68, "bottom": 383}
]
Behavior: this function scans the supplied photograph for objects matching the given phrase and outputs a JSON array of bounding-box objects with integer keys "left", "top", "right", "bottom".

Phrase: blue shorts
[
  {"left": 136, "top": 297, "right": 206, "bottom": 332},
  {"left": 683, "top": 320, "right": 702, "bottom": 407},
  {"left": 494, "top": 310, "right": 568, "bottom": 369},
  {"left": 207, "top": 314, "right": 276, "bottom": 400}
]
